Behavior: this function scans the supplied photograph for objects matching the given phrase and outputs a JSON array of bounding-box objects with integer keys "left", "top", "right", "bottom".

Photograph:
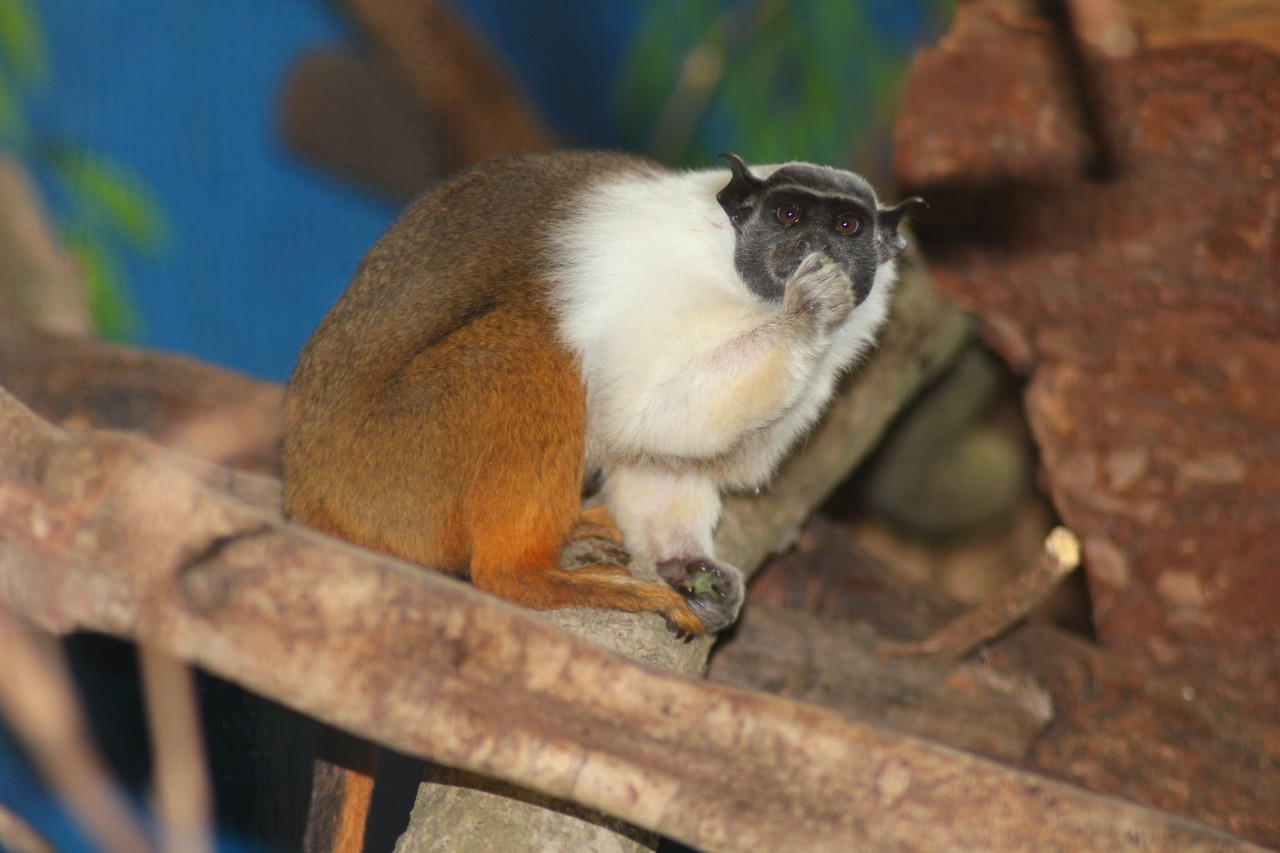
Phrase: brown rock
[{"left": 894, "top": 0, "right": 1280, "bottom": 714}]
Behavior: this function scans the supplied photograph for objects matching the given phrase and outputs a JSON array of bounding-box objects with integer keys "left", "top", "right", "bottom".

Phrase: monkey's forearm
[
  {"left": 640, "top": 318, "right": 828, "bottom": 455},
  {"left": 606, "top": 255, "right": 852, "bottom": 461}
]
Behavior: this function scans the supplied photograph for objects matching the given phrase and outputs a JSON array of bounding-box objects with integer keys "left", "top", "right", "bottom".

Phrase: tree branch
[
  {"left": 0, "top": 386, "right": 1260, "bottom": 852},
  {"left": 0, "top": 604, "right": 153, "bottom": 853},
  {"left": 339, "top": 0, "right": 552, "bottom": 166}
]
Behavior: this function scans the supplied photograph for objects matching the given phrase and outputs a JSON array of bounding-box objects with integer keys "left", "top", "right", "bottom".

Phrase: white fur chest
[{"left": 550, "top": 165, "right": 896, "bottom": 488}]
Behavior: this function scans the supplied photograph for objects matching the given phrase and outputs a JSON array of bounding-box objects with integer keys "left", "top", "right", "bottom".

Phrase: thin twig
[
  {"left": 138, "top": 646, "right": 214, "bottom": 853},
  {"left": 0, "top": 804, "right": 57, "bottom": 853},
  {"left": 0, "top": 602, "right": 154, "bottom": 853},
  {"left": 879, "top": 526, "right": 1082, "bottom": 661}
]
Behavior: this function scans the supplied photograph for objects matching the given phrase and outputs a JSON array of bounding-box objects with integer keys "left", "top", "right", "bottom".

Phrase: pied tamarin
[{"left": 284, "top": 150, "right": 920, "bottom": 640}]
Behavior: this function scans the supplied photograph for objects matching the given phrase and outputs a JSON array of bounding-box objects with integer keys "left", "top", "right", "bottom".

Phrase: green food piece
[{"left": 682, "top": 570, "right": 723, "bottom": 602}]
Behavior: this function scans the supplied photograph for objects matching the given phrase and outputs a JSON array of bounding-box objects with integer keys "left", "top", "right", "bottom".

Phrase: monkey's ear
[
  {"left": 716, "top": 153, "right": 765, "bottom": 229},
  {"left": 875, "top": 196, "right": 926, "bottom": 262}
]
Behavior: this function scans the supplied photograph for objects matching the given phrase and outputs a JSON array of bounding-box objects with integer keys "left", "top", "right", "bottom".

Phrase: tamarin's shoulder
[
  {"left": 301, "top": 154, "right": 652, "bottom": 345},
  {"left": 298, "top": 151, "right": 747, "bottom": 380},
  {"left": 344, "top": 151, "right": 667, "bottom": 298},
  {"left": 395, "top": 150, "right": 667, "bottom": 239}
]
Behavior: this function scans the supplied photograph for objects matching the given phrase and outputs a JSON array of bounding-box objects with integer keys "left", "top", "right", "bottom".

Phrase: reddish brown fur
[
  {"left": 283, "top": 152, "right": 701, "bottom": 636},
  {"left": 304, "top": 736, "right": 376, "bottom": 853}
]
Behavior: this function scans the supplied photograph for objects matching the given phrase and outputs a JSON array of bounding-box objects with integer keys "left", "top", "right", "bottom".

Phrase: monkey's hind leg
[
  {"left": 459, "top": 330, "right": 704, "bottom": 634},
  {"left": 561, "top": 503, "right": 630, "bottom": 568},
  {"left": 467, "top": 500, "right": 704, "bottom": 636},
  {"left": 604, "top": 465, "right": 746, "bottom": 634},
  {"left": 571, "top": 502, "right": 624, "bottom": 543}
]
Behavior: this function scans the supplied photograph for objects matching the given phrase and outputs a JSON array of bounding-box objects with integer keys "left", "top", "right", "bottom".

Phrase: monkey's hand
[{"left": 782, "top": 252, "right": 855, "bottom": 332}]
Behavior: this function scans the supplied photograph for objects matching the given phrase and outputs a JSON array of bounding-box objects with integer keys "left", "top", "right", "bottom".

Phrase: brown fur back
[{"left": 282, "top": 152, "right": 654, "bottom": 573}]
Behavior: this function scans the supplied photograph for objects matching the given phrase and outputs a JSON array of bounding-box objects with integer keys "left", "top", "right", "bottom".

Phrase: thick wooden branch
[
  {"left": 338, "top": 0, "right": 552, "bottom": 166},
  {"left": 0, "top": 320, "right": 282, "bottom": 474},
  {"left": 708, "top": 600, "right": 1053, "bottom": 766},
  {"left": 277, "top": 47, "right": 446, "bottom": 202},
  {"left": 0, "top": 388, "right": 1260, "bottom": 852}
]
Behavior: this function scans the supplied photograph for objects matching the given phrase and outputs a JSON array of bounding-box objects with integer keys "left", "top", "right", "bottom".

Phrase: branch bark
[
  {"left": 0, "top": 319, "right": 283, "bottom": 474},
  {"left": 338, "top": 0, "right": 552, "bottom": 166},
  {"left": 277, "top": 47, "right": 447, "bottom": 202},
  {"left": 0, "top": 387, "right": 1261, "bottom": 853}
]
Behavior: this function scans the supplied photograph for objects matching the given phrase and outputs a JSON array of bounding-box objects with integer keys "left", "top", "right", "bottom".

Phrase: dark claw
[{"left": 663, "top": 618, "right": 697, "bottom": 643}]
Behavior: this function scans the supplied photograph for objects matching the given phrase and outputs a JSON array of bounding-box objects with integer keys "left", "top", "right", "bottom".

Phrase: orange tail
[
  {"left": 469, "top": 499, "right": 703, "bottom": 636},
  {"left": 304, "top": 728, "right": 378, "bottom": 853}
]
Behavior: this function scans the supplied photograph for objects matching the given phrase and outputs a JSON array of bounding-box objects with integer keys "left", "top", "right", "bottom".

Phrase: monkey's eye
[
  {"left": 834, "top": 213, "right": 862, "bottom": 236},
  {"left": 776, "top": 204, "right": 802, "bottom": 227}
]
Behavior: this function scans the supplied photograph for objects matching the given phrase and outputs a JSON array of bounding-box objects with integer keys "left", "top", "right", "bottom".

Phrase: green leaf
[
  {"left": 618, "top": 0, "right": 944, "bottom": 169},
  {"left": 47, "top": 144, "right": 171, "bottom": 251},
  {"left": 63, "top": 233, "right": 141, "bottom": 341},
  {"left": 0, "top": 0, "right": 49, "bottom": 86},
  {"left": 0, "top": 67, "right": 31, "bottom": 144}
]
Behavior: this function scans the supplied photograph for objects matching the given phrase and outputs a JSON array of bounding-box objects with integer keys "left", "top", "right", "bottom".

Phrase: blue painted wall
[
  {"left": 28, "top": 0, "right": 644, "bottom": 383},
  {"left": 31, "top": 2, "right": 391, "bottom": 382}
]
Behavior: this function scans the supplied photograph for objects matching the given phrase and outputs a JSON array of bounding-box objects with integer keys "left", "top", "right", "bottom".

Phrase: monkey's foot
[
  {"left": 560, "top": 535, "right": 631, "bottom": 570},
  {"left": 561, "top": 504, "right": 631, "bottom": 568},
  {"left": 656, "top": 557, "right": 744, "bottom": 634}
]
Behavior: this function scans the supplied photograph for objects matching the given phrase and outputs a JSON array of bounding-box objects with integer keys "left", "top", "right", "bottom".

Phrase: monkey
[
  {"left": 282, "top": 150, "right": 921, "bottom": 851},
  {"left": 283, "top": 150, "right": 920, "bottom": 637}
]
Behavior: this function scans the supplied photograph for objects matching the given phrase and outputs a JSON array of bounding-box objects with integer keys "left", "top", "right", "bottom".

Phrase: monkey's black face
[
  {"left": 745, "top": 181, "right": 879, "bottom": 304},
  {"left": 716, "top": 155, "right": 923, "bottom": 304}
]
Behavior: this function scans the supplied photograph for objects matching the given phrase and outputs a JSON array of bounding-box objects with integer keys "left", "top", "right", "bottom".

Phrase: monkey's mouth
[
  {"left": 740, "top": 250, "right": 809, "bottom": 302},
  {"left": 770, "top": 252, "right": 811, "bottom": 291},
  {"left": 753, "top": 269, "right": 789, "bottom": 302}
]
